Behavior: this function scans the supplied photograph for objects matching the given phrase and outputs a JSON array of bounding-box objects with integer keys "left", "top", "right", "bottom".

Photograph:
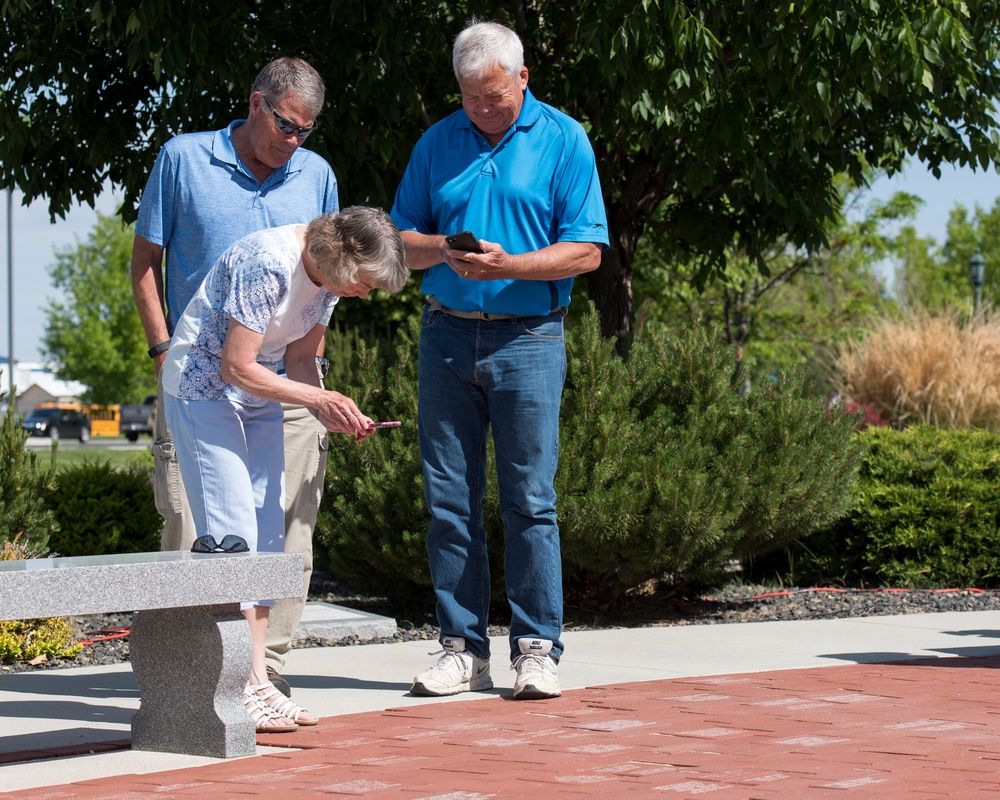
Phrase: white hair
[{"left": 452, "top": 20, "right": 524, "bottom": 81}]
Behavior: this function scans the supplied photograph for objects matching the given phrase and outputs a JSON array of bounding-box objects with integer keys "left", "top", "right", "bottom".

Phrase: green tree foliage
[
  {"left": 42, "top": 214, "right": 155, "bottom": 406},
  {"left": 754, "top": 426, "right": 1000, "bottom": 588},
  {"left": 316, "top": 309, "right": 864, "bottom": 611},
  {"left": 634, "top": 180, "right": 913, "bottom": 391},
  {"left": 895, "top": 197, "right": 1000, "bottom": 312},
  {"left": 2, "top": 1, "right": 998, "bottom": 343},
  {"left": 0, "top": 381, "right": 58, "bottom": 553}
]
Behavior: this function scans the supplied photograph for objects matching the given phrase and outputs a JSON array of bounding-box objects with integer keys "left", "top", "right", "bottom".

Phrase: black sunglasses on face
[{"left": 261, "top": 95, "right": 318, "bottom": 139}]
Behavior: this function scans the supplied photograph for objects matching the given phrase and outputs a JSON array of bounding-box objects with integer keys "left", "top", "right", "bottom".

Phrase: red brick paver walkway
[{"left": 4, "top": 655, "right": 1000, "bottom": 798}]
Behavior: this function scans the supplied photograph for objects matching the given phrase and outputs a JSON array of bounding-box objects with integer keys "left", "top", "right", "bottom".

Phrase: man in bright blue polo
[
  {"left": 131, "top": 57, "right": 338, "bottom": 699},
  {"left": 391, "top": 19, "right": 608, "bottom": 701}
]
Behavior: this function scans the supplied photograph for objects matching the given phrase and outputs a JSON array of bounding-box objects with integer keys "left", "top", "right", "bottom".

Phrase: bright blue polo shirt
[
  {"left": 391, "top": 88, "right": 608, "bottom": 316},
  {"left": 135, "top": 120, "right": 339, "bottom": 333}
]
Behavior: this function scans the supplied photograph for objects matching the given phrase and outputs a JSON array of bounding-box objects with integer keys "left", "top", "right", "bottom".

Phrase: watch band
[{"left": 147, "top": 341, "right": 170, "bottom": 358}]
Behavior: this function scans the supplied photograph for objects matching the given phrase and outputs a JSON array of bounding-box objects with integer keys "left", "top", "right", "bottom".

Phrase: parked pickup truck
[{"left": 120, "top": 395, "right": 157, "bottom": 442}]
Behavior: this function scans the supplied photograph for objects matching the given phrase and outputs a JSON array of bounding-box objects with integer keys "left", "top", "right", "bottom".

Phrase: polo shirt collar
[{"left": 213, "top": 120, "right": 303, "bottom": 179}]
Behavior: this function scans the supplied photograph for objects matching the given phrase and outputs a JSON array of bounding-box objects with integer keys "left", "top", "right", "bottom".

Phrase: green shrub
[
  {"left": 753, "top": 425, "right": 1000, "bottom": 588},
  {"left": 0, "top": 536, "right": 82, "bottom": 663},
  {"left": 44, "top": 460, "right": 161, "bottom": 556},
  {"left": 556, "top": 313, "right": 864, "bottom": 600},
  {"left": 317, "top": 321, "right": 432, "bottom": 610},
  {"left": 0, "top": 384, "right": 59, "bottom": 553},
  {"left": 0, "top": 618, "right": 83, "bottom": 662},
  {"left": 317, "top": 308, "right": 864, "bottom": 611}
]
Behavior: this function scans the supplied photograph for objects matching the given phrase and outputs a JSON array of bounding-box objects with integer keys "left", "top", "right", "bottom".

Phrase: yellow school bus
[{"left": 35, "top": 402, "right": 121, "bottom": 438}]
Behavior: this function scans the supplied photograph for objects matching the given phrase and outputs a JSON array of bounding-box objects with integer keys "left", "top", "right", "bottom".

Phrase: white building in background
[{"left": 0, "top": 359, "right": 86, "bottom": 415}]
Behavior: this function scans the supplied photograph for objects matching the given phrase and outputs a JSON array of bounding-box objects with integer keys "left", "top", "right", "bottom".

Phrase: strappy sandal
[
  {"left": 243, "top": 686, "right": 298, "bottom": 733},
  {"left": 249, "top": 681, "right": 319, "bottom": 726}
]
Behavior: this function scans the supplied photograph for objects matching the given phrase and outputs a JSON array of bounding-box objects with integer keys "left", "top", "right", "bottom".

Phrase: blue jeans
[{"left": 418, "top": 304, "right": 567, "bottom": 663}]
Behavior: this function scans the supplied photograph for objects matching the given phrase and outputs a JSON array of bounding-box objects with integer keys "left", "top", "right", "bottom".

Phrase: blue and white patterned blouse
[{"left": 161, "top": 225, "right": 337, "bottom": 406}]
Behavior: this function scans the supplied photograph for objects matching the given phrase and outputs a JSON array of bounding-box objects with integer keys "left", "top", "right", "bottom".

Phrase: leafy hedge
[
  {"left": 316, "top": 308, "right": 864, "bottom": 612},
  {"left": 751, "top": 425, "right": 1000, "bottom": 588},
  {"left": 44, "top": 460, "right": 161, "bottom": 557}
]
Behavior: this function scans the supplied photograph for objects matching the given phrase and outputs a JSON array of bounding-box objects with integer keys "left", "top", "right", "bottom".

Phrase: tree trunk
[{"left": 588, "top": 204, "right": 639, "bottom": 355}]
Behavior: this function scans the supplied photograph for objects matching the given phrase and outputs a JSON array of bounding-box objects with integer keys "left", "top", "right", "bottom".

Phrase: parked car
[
  {"left": 22, "top": 406, "right": 91, "bottom": 442},
  {"left": 119, "top": 395, "right": 157, "bottom": 442}
]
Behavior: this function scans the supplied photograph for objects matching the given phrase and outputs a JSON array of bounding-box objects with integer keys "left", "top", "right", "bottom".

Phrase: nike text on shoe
[
  {"left": 411, "top": 635, "right": 493, "bottom": 696},
  {"left": 512, "top": 637, "right": 561, "bottom": 700}
]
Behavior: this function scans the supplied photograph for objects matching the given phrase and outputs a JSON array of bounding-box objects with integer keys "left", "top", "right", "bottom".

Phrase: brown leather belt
[{"left": 428, "top": 298, "right": 558, "bottom": 322}]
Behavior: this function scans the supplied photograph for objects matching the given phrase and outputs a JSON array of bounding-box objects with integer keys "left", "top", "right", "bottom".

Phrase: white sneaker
[
  {"left": 511, "top": 638, "right": 561, "bottom": 700},
  {"left": 411, "top": 636, "right": 493, "bottom": 696}
]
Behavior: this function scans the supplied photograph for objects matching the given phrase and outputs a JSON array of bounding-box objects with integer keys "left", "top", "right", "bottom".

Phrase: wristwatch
[
  {"left": 316, "top": 357, "right": 330, "bottom": 377},
  {"left": 147, "top": 341, "right": 170, "bottom": 358}
]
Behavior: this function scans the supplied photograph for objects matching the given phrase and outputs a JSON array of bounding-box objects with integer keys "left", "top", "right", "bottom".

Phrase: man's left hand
[{"left": 445, "top": 239, "right": 507, "bottom": 280}]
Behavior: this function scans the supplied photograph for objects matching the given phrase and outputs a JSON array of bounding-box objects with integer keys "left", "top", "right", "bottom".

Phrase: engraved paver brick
[{"left": 6, "top": 655, "right": 1000, "bottom": 798}]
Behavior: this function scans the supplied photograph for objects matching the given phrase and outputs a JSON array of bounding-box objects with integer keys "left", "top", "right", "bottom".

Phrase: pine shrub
[
  {"left": 557, "top": 314, "right": 864, "bottom": 601},
  {"left": 317, "top": 309, "right": 864, "bottom": 610},
  {"left": 756, "top": 425, "right": 1000, "bottom": 588},
  {"left": 44, "top": 460, "right": 161, "bottom": 556},
  {"left": 317, "top": 321, "right": 434, "bottom": 609},
  {"left": 0, "top": 385, "right": 59, "bottom": 553}
]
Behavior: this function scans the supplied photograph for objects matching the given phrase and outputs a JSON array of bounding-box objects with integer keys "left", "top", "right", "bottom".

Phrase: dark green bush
[
  {"left": 44, "top": 460, "right": 161, "bottom": 556},
  {"left": 317, "top": 307, "right": 864, "bottom": 611},
  {"left": 556, "top": 313, "right": 864, "bottom": 601},
  {"left": 0, "top": 385, "right": 59, "bottom": 553},
  {"left": 752, "top": 425, "right": 1000, "bottom": 588}
]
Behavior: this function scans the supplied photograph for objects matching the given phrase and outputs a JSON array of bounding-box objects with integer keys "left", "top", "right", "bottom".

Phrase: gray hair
[
  {"left": 306, "top": 207, "right": 408, "bottom": 294},
  {"left": 250, "top": 57, "right": 326, "bottom": 119},
  {"left": 453, "top": 20, "right": 524, "bottom": 81}
]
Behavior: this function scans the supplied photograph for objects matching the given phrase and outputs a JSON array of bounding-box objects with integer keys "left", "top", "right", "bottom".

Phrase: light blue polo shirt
[
  {"left": 135, "top": 121, "right": 339, "bottom": 333},
  {"left": 391, "top": 88, "right": 609, "bottom": 317}
]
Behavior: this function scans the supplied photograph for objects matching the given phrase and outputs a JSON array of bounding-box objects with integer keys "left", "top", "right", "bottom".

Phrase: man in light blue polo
[
  {"left": 130, "top": 57, "right": 338, "bottom": 700},
  {"left": 391, "top": 19, "right": 608, "bottom": 700}
]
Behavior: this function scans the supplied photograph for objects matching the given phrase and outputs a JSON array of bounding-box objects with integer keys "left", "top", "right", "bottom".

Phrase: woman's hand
[{"left": 315, "top": 390, "right": 374, "bottom": 442}]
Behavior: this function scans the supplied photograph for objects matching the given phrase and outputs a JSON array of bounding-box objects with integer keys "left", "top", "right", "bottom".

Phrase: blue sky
[{"left": 2, "top": 162, "right": 999, "bottom": 363}]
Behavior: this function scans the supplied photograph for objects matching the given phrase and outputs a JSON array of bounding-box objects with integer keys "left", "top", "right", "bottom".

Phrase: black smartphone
[{"left": 445, "top": 230, "right": 484, "bottom": 253}]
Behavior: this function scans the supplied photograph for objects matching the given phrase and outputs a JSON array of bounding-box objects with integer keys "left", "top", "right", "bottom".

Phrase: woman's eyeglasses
[{"left": 261, "top": 95, "right": 318, "bottom": 140}]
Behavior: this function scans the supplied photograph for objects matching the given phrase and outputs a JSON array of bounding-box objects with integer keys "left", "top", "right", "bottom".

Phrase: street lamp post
[{"left": 968, "top": 246, "right": 986, "bottom": 317}]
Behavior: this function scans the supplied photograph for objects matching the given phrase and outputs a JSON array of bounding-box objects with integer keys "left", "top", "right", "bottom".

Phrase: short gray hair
[
  {"left": 306, "top": 207, "right": 408, "bottom": 294},
  {"left": 250, "top": 57, "right": 326, "bottom": 119},
  {"left": 453, "top": 20, "right": 524, "bottom": 81}
]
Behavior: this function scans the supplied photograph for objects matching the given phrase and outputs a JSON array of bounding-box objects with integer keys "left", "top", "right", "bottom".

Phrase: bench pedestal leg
[{"left": 130, "top": 605, "right": 254, "bottom": 757}]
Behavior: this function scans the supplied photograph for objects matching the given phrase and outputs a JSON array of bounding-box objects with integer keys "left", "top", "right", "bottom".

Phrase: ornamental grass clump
[{"left": 835, "top": 308, "right": 1000, "bottom": 431}]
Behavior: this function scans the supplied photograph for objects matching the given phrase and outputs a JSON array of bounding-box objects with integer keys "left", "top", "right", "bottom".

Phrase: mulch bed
[{"left": 6, "top": 572, "right": 1000, "bottom": 674}]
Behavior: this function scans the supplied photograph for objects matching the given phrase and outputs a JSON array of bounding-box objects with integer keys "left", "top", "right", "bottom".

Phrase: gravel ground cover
[{"left": 6, "top": 572, "right": 1000, "bottom": 675}]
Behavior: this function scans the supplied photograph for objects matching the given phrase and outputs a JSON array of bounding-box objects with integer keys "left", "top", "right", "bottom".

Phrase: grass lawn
[{"left": 29, "top": 439, "right": 154, "bottom": 472}]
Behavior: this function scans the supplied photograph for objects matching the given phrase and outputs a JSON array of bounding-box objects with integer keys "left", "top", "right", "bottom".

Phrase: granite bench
[{"left": 0, "top": 550, "right": 302, "bottom": 758}]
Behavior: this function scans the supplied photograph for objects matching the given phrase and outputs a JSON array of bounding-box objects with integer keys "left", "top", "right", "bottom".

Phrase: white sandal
[
  {"left": 250, "top": 681, "right": 319, "bottom": 726},
  {"left": 243, "top": 685, "right": 298, "bottom": 733}
]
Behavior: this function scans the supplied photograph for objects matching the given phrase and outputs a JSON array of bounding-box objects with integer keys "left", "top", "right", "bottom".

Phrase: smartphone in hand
[{"left": 445, "top": 230, "right": 484, "bottom": 253}]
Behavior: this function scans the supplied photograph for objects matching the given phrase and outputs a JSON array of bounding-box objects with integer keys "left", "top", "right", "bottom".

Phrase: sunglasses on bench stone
[{"left": 191, "top": 535, "right": 249, "bottom": 553}]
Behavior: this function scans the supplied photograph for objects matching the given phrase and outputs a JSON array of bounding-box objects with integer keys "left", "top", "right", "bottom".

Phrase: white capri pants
[{"left": 163, "top": 394, "right": 286, "bottom": 607}]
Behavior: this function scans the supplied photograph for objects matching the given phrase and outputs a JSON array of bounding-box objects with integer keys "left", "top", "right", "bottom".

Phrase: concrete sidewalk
[{"left": 2, "top": 608, "right": 1000, "bottom": 795}]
